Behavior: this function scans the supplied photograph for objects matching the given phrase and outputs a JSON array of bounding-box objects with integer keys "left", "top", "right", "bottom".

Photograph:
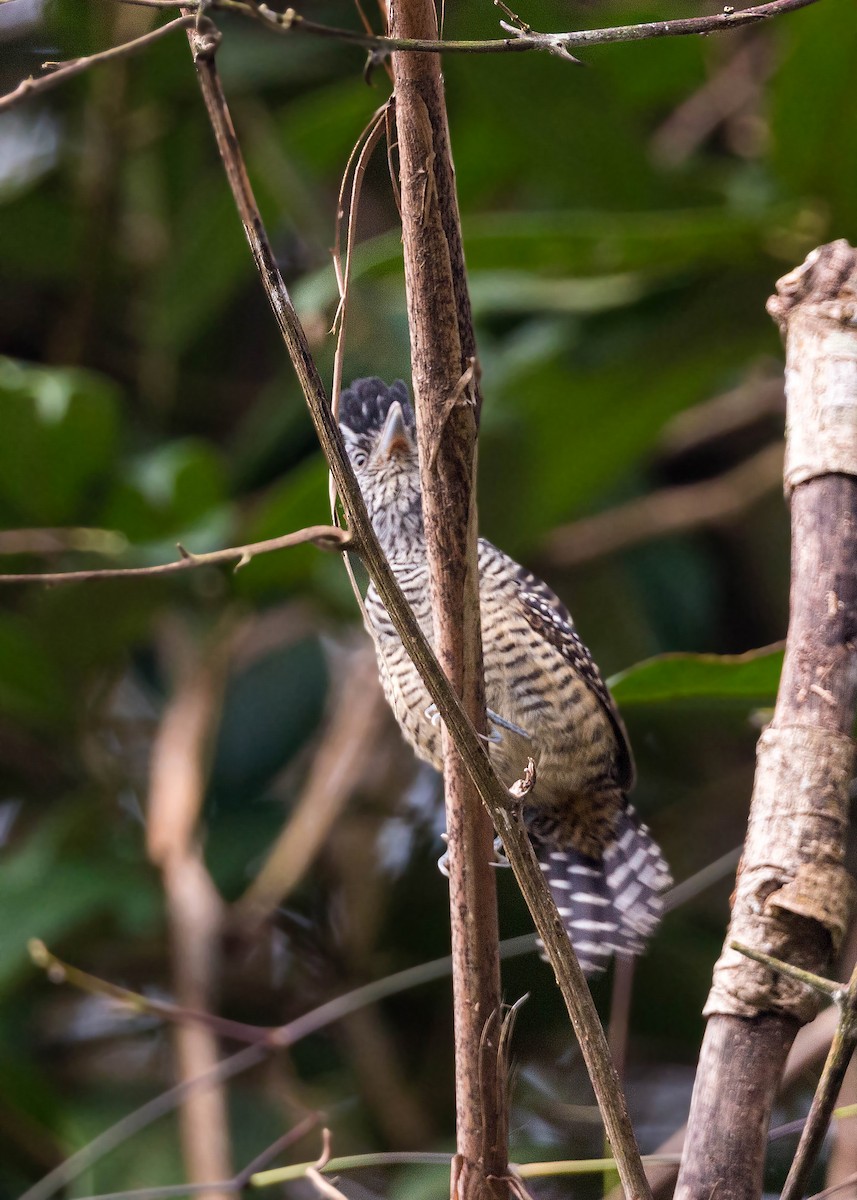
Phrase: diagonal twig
[{"left": 781, "top": 959, "right": 857, "bottom": 1200}]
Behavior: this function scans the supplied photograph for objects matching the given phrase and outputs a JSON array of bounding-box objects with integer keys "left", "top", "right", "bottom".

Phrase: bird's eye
[{"left": 353, "top": 451, "right": 368, "bottom": 469}]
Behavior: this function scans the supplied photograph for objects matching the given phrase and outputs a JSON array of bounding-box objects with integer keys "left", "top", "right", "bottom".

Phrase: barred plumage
[{"left": 340, "top": 376, "right": 671, "bottom": 974}]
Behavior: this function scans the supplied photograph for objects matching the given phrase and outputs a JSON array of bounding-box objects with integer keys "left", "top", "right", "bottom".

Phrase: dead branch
[
  {"left": 387, "top": 0, "right": 505, "bottom": 1193},
  {"left": 0, "top": 525, "right": 350, "bottom": 586},
  {"left": 675, "top": 241, "right": 857, "bottom": 1200},
  {"left": 116, "top": 0, "right": 823, "bottom": 57}
]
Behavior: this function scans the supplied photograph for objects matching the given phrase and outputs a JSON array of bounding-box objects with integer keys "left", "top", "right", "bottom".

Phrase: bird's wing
[{"left": 481, "top": 540, "right": 636, "bottom": 792}]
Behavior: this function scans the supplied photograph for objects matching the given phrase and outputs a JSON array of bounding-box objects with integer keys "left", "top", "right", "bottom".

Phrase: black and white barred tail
[{"left": 534, "top": 807, "right": 671, "bottom": 975}]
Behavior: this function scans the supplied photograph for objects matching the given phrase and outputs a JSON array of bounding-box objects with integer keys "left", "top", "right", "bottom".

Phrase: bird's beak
[{"left": 378, "top": 401, "right": 413, "bottom": 460}]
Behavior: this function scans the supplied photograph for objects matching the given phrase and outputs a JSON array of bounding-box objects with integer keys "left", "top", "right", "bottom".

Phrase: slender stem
[
  {"left": 730, "top": 942, "right": 843, "bottom": 1001},
  {"left": 0, "top": 0, "right": 825, "bottom": 119},
  {"left": 387, "top": 0, "right": 505, "bottom": 1194},
  {"left": 120, "top": 0, "right": 823, "bottom": 54},
  {"left": 0, "top": 525, "right": 350, "bottom": 585},
  {"left": 250, "top": 1151, "right": 684, "bottom": 1190},
  {"left": 781, "top": 960, "right": 857, "bottom": 1200}
]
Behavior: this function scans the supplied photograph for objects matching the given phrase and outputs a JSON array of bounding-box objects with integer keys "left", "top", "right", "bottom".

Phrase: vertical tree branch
[
  {"left": 675, "top": 240, "right": 857, "bottom": 1200},
  {"left": 386, "top": 5, "right": 506, "bottom": 1197},
  {"left": 147, "top": 621, "right": 234, "bottom": 1200}
]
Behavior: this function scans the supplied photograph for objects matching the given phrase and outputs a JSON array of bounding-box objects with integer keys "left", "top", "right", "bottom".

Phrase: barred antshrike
[{"left": 339, "top": 377, "right": 670, "bottom": 973}]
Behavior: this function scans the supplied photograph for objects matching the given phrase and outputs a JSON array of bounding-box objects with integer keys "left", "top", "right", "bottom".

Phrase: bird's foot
[{"left": 424, "top": 704, "right": 530, "bottom": 745}]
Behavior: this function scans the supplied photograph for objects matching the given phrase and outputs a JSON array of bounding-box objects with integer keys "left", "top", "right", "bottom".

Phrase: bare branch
[
  {"left": 0, "top": 525, "right": 351, "bottom": 585},
  {"left": 825, "top": 1058, "right": 857, "bottom": 1197},
  {"left": 676, "top": 241, "right": 857, "bottom": 1200},
  {"left": 388, "top": 0, "right": 505, "bottom": 1193},
  {"left": 0, "top": 0, "right": 825, "bottom": 121},
  {"left": 119, "top": 0, "right": 824, "bottom": 56}
]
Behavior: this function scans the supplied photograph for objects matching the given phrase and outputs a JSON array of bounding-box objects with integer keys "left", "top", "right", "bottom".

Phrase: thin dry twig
[
  {"left": 0, "top": 525, "right": 351, "bottom": 586},
  {"left": 781, "top": 958, "right": 857, "bottom": 1200},
  {"left": 114, "top": 0, "right": 823, "bottom": 56},
  {"left": 808, "top": 1171, "right": 857, "bottom": 1200},
  {"left": 328, "top": 101, "right": 390, "bottom": 620}
]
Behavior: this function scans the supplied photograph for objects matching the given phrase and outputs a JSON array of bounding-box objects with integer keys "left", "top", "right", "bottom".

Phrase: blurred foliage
[{"left": 0, "top": 0, "right": 852, "bottom": 1194}]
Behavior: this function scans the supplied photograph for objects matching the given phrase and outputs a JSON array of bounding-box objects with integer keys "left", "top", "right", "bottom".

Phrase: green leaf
[{"left": 609, "top": 645, "right": 783, "bottom": 706}]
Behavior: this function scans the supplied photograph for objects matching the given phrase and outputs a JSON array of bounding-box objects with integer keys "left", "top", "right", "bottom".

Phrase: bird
[{"left": 338, "top": 376, "right": 671, "bottom": 974}]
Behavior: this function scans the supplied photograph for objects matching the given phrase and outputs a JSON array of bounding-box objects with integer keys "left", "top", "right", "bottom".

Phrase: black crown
[{"left": 338, "top": 377, "right": 415, "bottom": 435}]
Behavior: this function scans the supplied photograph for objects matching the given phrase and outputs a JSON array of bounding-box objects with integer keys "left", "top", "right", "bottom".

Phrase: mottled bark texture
[
  {"left": 387, "top": 5, "right": 506, "bottom": 1199},
  {"left": 676, "top": 241, "right": 857, "bottom": 1200}
]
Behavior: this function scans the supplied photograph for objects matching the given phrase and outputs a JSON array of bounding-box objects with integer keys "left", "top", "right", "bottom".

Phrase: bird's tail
[{"left": 533, "top": 805, "right": 671, "bottom": 975}]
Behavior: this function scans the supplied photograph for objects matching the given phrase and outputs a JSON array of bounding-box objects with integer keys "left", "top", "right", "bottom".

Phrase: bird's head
[{"left": 338, "top": 377, "right": 424, "bottom": 559}]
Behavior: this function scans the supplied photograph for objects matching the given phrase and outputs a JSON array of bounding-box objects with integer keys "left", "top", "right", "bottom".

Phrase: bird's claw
[
  {"left": 491, "top": 835, "right": 511, "bottom": 868},
  {"left": 487, "top": 709, "right": 531, "bottom": 741}
]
